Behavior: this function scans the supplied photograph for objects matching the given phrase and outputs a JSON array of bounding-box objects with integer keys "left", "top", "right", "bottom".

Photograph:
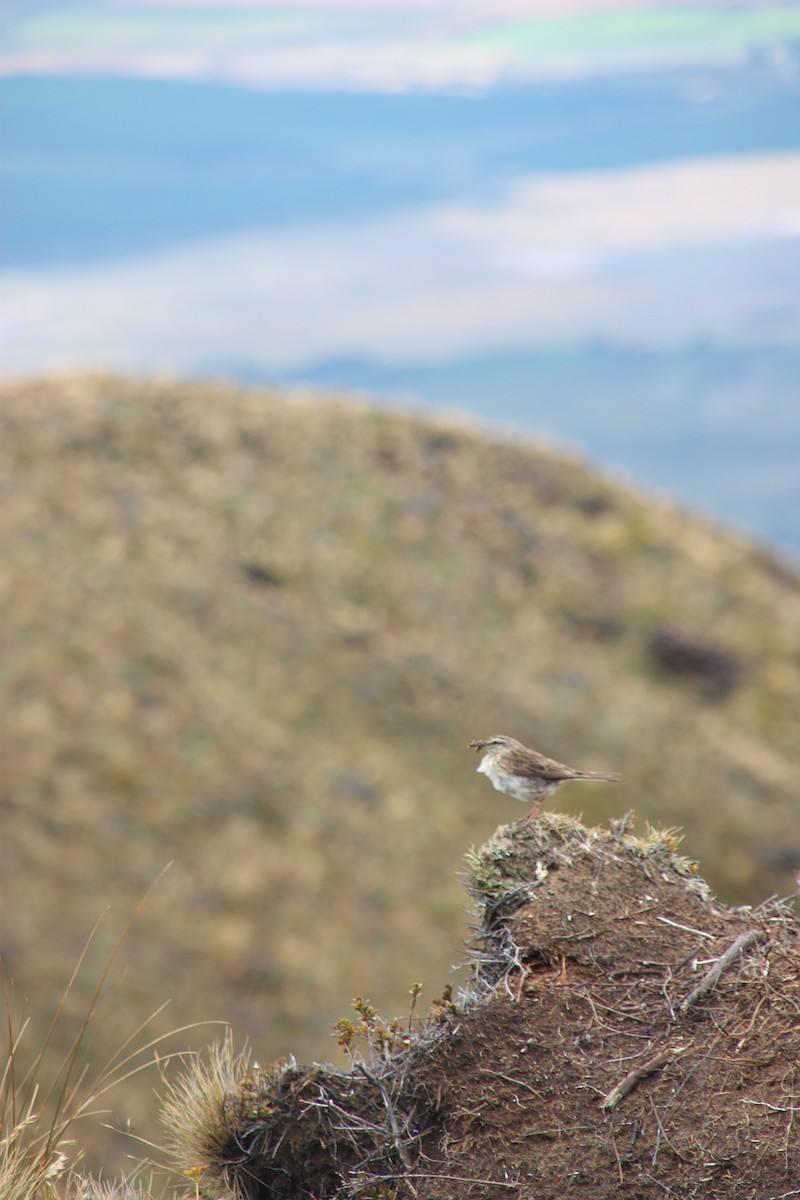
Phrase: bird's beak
[{"left": 469, "top": 739, "right": 486, "bottom": 751}]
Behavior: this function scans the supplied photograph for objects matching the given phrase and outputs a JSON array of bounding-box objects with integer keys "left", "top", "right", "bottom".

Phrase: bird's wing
[{"left": 502, "top": 746, "right": 576, "bottom": 781}]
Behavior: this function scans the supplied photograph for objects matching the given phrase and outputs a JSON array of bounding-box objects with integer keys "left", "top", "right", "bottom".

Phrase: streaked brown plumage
[{"left": 469, "top": 734, "right": 619, "bottom": 820}]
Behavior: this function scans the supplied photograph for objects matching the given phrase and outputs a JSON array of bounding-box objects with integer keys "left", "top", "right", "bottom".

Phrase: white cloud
[{"left": 2, "top": 153, "right": 799, "bottom": 375}]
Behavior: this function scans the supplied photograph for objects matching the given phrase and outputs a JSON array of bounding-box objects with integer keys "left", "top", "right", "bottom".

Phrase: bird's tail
[{"left": 576, "top": 771, "right": 620, "bottom": 782}]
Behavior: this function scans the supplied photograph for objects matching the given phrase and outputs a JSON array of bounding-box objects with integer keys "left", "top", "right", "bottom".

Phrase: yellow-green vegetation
[{"left": 2, "top": 373, "right": 799, "bottom": 1172}]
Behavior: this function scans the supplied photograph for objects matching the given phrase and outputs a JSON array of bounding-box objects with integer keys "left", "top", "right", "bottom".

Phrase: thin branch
[
  {"left": 378, "top": 1171, "right": 518, "bottom": 1189},
  {"left": 681, "top": 930, "right": 766, "bottom": 1013},
  {"left": 741, "top": 1099, "right": 798, "bottom": 1114},
  {"left": 600, "top": 1045, "right": 689, "bottom": 1111},
  {"left": 655, "top": 917, "right": 715, "bottom": 940},
  {"left": 609, "top": 809, "right": 637, "bottom": 842},
  {"left": 476, "top": 1068, "right": 544, "bottom": 1100},
  {"left": 356, "top": 1064, "right": 412, "bottom": 1170}
]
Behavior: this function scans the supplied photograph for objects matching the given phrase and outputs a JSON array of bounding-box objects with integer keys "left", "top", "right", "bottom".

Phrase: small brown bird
[{"left": 469, "top": 735, "right": 619, "bottom": 820}]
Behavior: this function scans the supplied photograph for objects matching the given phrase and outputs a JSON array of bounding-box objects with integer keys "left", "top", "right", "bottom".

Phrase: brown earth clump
[{"left": 166, "top": 814, "right": 800, "bottom": 1200}]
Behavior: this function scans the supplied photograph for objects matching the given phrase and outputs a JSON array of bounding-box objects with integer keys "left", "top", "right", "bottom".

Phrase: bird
[{"left": 469, "top": 735, "right": 619, "bottom": 821}]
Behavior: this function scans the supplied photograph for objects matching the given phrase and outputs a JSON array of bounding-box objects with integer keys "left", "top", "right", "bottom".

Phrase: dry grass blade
[
  {"left": 0, "top": 1113, "right": 68, "bottom": 1200},
  {"left": 62, "top": 1176, "right": 156, "bottom": 1200}
]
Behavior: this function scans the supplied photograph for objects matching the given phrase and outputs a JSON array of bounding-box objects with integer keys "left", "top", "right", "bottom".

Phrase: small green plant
[
  {"left": 333, "top": 980, "right": 459, "bottom": 1069},
  {"left": 334, "top": 983, "right": 434, "bottom": 1066},
  {"left": 407, "top": 981, "right": 422, "bottom": 1030},
  {"left": 429, "top": 983, "right": 457, "bottom": 1023},
  {"left": 333, "top": 996, "right": 407, "bottom": 1063}
]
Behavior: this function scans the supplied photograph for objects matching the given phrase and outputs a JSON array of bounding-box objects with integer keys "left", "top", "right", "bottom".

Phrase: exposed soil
[{"left": 173, "top": 814, "right": 800, "bottom": 1200}]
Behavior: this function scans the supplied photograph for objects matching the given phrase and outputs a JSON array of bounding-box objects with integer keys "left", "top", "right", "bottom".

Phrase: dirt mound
[
  {"left": 420, "top": 817, "right": 800, "bottom": 1199},
  {"left": 167, "top": 814, "right": 800, "bottom": 1199}
]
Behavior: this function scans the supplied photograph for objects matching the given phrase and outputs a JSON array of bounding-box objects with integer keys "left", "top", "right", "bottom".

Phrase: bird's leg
[{"left": 518, "top": 805, "right": 541, "bottom": 824}]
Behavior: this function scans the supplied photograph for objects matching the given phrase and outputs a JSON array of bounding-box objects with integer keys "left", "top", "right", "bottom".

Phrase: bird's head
[{"left": 469, "top": 735, "right": 516, "bottom": 753}]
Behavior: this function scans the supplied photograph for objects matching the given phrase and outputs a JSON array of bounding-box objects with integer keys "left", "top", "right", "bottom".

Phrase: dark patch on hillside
[{"left": 649, "top": 626, "right": 744, "bottom": 696}]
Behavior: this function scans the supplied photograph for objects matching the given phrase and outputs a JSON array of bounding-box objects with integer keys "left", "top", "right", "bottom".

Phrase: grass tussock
[{"left": 160, "top": 1033, "right": 256, "bottom": 1191}]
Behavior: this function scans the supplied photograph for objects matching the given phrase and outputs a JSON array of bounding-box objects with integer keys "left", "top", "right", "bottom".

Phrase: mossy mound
[{"left": 465, "top": 810, "right": 704, "bottom": 903}]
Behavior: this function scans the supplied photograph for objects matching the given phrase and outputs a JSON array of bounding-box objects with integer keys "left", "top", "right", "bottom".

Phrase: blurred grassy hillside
[{"left": 1, "top": 374, "right": 798, "bottom": 1160}]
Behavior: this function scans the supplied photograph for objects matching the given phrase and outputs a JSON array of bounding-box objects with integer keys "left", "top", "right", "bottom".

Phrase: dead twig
[
  {"left": 735, "top": 994, "right": 768, "bottom": 1052},
  {"left": 512, "top": 965, "right": 529, "bottom": 1003},
  {"left": 656, "top": 916, "right": 715, "bottom": 940},
  {"left": 681, "top": 930, "right": 766, "bottom": 1013},
  {"left": 661, "top": 968, "right": 676, "bottom": 1022},
  {"left": 600, "top": 1045, "right": 689, "bottom": 1111},
  {"left": 476, "top": 1068, "right": 545, "bottom": 1100},
  {"left": 382, "top": 1171, "right": 519, "bottom": 1189},
  {"left": 610, "top": 1128, "right": 624, "bottom": 1184},
  {"left": 741, "top": 1099, "right": 797, "bottom": 1113},
  {"left": 610, "top": 809, "right": 637, "bottom": 843},
  {"left": 355, "top": 1063, "right": 414, "bottom": 1172}
]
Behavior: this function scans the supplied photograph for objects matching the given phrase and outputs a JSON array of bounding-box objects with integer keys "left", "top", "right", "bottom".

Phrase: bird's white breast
[{"left": 477, "top": 755, "right": 527, "bottom": 801}]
